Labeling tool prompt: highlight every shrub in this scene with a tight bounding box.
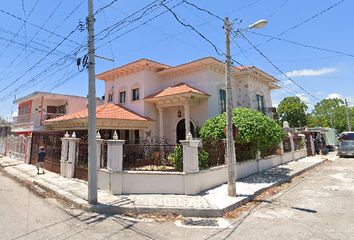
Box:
[172,145,183,171]
[172,145,209,171]
[200,108,286,158]
[198,149,209,169]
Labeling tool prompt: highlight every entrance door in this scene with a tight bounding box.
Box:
[176,119,194,143]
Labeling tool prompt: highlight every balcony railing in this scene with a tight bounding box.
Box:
[12,113,65,130]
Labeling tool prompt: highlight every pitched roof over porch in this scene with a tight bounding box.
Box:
[43,103,155,130]
[144,82,210,107]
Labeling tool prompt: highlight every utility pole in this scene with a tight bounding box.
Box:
[87,0,97,204]
[345,99,352,131]
[224,17,236,197]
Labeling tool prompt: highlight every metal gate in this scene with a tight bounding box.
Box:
[31,132,64,174]
[7,135,27,161]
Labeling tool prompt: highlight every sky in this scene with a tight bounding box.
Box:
[0,0,353,121]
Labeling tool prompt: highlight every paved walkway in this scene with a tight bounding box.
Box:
[0,153,338,217]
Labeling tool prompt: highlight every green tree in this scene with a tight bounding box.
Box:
[0,116,7,125]
[199,108,285,158]
[308,98,349,132]
[277,96,308,127]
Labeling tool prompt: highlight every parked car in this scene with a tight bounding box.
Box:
[338,132,354,141]
[337,141,354,157]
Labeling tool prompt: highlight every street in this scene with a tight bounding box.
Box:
[1,157,354,240]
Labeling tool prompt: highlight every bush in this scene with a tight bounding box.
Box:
[198,149,209,169]
[200,108,286,158]
[172,145,209,171]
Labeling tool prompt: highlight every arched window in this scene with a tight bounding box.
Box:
[119,86,127,104]
[108,89,113,103]
[131,83,141,102]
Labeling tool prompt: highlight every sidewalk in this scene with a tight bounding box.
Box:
[0,153,339,217]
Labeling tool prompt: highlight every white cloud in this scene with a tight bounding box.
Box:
[285,67,336,77]
[296,93,310,104]
[283,80,293,86]
[317,92,323,95]
[326,93,342,99]
[345,96,354,107]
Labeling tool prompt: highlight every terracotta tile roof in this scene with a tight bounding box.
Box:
[235,66,253,70]
[43,103,155,123]
[144,82,211,100]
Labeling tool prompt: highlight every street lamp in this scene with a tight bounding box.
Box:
[224,17,267,197]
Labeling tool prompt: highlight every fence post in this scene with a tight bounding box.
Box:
[310,135,315,156]
[60,132,70,177]
[96,131,103,169]
[25,134,32,164]
[67,132,80,178]
[180,133,201,195]
[279,141,284,165]
[106,132,125,171]
[256,151,261,172]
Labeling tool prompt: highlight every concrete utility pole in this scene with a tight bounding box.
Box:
[345,99,352,131]
[224,17,236,197]
[87,0,97,204]
[223,17,267,197]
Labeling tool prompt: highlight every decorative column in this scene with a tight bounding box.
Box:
[60,132,70,177]
[279,141,284,165]
[25,134,32,164]
[106,131,125,171]
[96,131,104,169]
[67,132,80,178]
[310,135,315,156]
[184,105,190,139]
[180,133,201,195]
[158,107,164,138]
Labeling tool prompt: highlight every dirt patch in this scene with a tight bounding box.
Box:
[124,212,183,222]
[224,160,331,219]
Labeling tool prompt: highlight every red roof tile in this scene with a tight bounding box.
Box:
[144,82,211,100]
[43,103,155,123]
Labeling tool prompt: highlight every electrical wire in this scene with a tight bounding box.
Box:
[0,25,81,94]
[181,0,223,21]
[94,0,119,16]
[248,31,354,58]
[241,33,319,101]
[233,0,347,57]
[161,2,224,57]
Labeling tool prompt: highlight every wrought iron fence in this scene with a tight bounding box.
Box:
[293,136,303,151]
[235,142,256,162]
[283,138,291,152]
[123,135,178,171]
[201,138,226,167]
[75,134,88,180]
[100,141,108,169]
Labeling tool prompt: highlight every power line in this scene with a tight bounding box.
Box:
[0,25,80,94]
[0,8,84,47]
[267,0,291,19]
[95,1,182,51]
[161,2,224,57]
[241,33,319,102]
[94,0,119,15]
[0,0,65,80]
[249,31,354,58]
[181,0,223,21]
[233,0,347,57]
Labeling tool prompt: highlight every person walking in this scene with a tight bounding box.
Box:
[37,146,46,175]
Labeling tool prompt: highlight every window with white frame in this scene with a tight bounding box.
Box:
[257,94,265,114]
[108,90,113,103]
[220,89,226,113]
[132,88,139,101]
[120,91,126,103]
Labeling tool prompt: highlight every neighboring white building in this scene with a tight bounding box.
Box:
[45,57,280,143]
[12,91,104,136]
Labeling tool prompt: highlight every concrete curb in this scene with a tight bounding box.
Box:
[0,156,331,217]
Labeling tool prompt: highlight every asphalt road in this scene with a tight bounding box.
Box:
[1,157,353,240]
